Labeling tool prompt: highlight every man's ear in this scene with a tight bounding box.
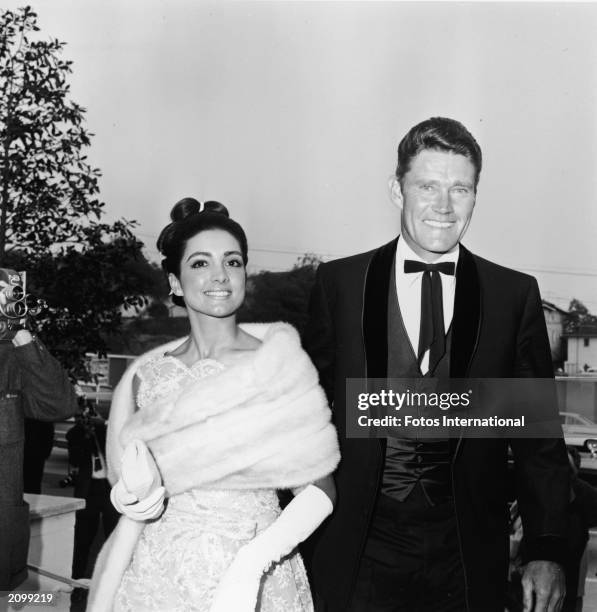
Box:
[389,176,404,211]
[168,273,183,296]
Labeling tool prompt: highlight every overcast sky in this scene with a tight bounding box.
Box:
[5,1,597,310]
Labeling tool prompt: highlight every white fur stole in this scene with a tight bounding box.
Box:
[108,322,340,494]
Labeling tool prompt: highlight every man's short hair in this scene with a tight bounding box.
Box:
[395,117,483,190]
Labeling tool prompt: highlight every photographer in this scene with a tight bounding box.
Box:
[66,398,118,581]
[0,329,77,590]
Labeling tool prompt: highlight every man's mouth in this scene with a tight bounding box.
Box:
[423,220,454,229]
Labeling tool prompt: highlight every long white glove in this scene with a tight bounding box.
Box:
[110,439,166,521]
[210,484,333,612]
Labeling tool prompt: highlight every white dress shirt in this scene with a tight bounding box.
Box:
[395,237,460,375]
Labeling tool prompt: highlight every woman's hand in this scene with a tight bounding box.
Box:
[209,545,264,612]
[110,480,166,521]
[110,439,165,521]
[210,483,334,611]
[120,439,161,498]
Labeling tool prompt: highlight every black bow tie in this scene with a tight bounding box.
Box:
[403,260,456,275]
[403,259,455,375]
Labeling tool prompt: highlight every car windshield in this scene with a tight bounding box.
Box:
[568,414,597,427]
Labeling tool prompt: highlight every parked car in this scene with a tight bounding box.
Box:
[560,411,597,456]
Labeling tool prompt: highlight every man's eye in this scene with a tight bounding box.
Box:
[421,184,436,191]
[452,187,469,195]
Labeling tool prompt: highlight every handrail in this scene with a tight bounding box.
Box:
[26,564,90,590]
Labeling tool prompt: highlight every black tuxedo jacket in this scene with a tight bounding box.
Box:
[303,238,570,612]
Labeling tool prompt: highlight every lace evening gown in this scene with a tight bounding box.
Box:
[114,355,313,612]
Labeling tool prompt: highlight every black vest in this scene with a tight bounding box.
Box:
[380,262,453,505]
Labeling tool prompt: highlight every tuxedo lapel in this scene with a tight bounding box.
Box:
[450,245,482,378]
[363,239,481,378]
[362,238,398,379]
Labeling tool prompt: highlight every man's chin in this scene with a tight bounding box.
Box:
[431,243,459,254]
[416,241,460,259]
[401,231,460,259]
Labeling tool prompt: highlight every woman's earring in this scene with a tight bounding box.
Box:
[168,288,174,296]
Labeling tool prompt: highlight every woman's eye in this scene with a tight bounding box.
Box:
[191,260,208,268]
[227,259,243,267]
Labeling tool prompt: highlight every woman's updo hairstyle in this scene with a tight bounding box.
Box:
[157,197,249,307]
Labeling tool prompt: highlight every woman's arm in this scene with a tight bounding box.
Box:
[293,474,336,507]
[110,443,165,522]
[211,476,336,612]
[108,372,166,521]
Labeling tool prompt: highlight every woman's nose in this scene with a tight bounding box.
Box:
[211,263,229,282]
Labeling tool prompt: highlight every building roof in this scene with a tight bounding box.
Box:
[563,324,597,338]
[541,300,569,315]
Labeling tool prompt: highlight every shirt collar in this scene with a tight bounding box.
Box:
[396,236,460,284]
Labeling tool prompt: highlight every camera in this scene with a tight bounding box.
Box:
[0,268,46,340]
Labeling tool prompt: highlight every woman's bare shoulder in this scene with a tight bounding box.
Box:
[237,328,262,350]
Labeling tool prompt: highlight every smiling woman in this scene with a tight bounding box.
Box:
[171,229,246,318]
[157,199,248,305]
[87,198,339,612]
[154,200,256,365]
[162,202,247,322]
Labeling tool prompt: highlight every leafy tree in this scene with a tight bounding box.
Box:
[0,7,152,377]
[105,316,191,356]
[4,242,161,379]
[146,301,170,319]
[238,254,322,337]
[0,6,117,258]
[565,298,597,335]
[295,252,322,269]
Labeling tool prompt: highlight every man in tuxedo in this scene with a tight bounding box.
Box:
[304,117,570,612]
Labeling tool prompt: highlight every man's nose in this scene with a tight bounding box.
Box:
[433,189,454,213]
